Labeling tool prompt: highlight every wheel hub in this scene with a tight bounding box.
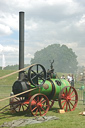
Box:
[62,94,71,101]
[66,96,71,101]
[37,102,42,107]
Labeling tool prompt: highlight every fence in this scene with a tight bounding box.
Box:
[83,91,85,105]
[76,85,85,104]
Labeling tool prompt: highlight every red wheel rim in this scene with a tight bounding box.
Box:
[10,97,29,112]
[58,86,78,112]
[29,93,49,116]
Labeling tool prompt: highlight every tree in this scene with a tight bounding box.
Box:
[31,44,78,73]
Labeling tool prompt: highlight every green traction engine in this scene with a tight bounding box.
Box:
[11,63,78,116]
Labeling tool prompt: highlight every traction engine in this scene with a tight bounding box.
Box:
[11,62,78,116]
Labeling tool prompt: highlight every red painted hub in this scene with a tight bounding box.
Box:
[37,102,42,107]
[66,96,71,101]
[62,95,71,101]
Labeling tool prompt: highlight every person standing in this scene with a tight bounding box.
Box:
[71,74,74,87]
[61,75,65,79]
[67,74,71,83]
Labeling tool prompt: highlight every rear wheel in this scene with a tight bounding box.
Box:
[10,97,29,112]
[58,86,78,112]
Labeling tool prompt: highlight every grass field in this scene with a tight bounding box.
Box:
[0,70,85,128]
[0,101,85,128]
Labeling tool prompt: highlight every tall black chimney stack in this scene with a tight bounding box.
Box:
[19,11,24,80]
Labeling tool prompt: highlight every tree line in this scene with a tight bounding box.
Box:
[31,44,78,73]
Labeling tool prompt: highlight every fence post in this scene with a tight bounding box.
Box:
[83,69,85,104]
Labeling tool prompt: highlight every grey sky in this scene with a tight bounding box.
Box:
[0,0,85,66]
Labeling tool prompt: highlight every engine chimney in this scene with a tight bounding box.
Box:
[19,11,25,80]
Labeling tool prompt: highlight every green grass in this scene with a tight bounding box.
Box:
[0,70,18,85]
[0,70,85,128]
[0,101,85,128]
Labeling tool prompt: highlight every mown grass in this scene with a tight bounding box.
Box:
[0,101,85,128]
[0,70,85,128]
[0,70,18,85]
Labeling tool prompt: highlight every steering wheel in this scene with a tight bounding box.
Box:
[28,64,46,87]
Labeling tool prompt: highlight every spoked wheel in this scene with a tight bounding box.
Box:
[29,93,50,116]
[58,86,78,112]
[10,97,29,113]
[49,100,54,109]
[28,64,46,86]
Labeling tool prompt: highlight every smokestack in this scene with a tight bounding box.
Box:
[19,11,25,80]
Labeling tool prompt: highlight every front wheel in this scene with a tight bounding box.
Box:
[58,86,78,112]
[29,93,50,116]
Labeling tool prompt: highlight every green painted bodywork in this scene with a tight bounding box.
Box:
[52,79,70,100]
[29,79,70,100]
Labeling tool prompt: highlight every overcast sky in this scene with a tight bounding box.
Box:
[0,0,85,67]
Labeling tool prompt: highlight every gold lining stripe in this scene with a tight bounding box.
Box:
[62,80,66,86]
